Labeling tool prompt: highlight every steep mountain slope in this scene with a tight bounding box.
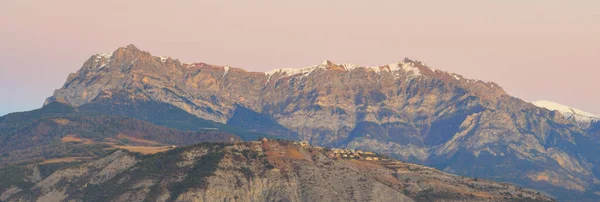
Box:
[45,45,600,200]
[0,102,239,166]
[74,91,280,141]
[0,140,553,202]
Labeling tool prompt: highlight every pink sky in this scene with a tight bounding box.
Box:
[1,0,599,115]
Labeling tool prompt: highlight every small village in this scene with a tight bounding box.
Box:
[258,138,427,173]
[327,148,386,161]
[291,140,388,161]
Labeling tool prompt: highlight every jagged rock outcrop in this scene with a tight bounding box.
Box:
[44,45,600,200]
[1,140,554,202]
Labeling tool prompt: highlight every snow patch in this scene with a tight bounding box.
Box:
[341,63,360,71]
[94,52,112,62]
[265,65,322,79]
[452,74,461,80]
[341,63,391,74]
[97,52,113,58]
[400,61,421,76]
[223,66,230,77]
[159,56,169,63]
[154,56,189,65]
[93,52,113,69]
[387,63,400,71]
[345,64,384,73]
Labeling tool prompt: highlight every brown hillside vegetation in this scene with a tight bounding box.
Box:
[115,133,161,146]
[61,135,93,144]
[111,145,174,155]
[40,157,94,164]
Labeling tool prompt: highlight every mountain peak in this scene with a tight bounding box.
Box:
[124,44,140,51]
[115,44,143,54]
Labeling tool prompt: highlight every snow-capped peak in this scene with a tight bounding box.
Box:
[533,100,599,128]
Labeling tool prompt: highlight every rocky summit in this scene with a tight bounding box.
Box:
[35,44,600,200]
[0,140,553,202]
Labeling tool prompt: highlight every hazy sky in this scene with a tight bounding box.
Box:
[1,0,599,116]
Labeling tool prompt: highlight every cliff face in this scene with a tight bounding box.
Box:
[1,140,553,202]
[45,45,600,200]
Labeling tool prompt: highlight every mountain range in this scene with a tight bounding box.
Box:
[1,44,599,201]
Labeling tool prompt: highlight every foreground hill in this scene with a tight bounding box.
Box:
[0,102,240,166]
[0,140,553,202]
[42,45,600,200]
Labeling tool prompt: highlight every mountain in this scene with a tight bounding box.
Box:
[0,101,239,166]
[42,45,600,200]
[0,140,553,202]
[533,100,599,130]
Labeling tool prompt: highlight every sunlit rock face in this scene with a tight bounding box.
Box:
[46,45,600,200]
